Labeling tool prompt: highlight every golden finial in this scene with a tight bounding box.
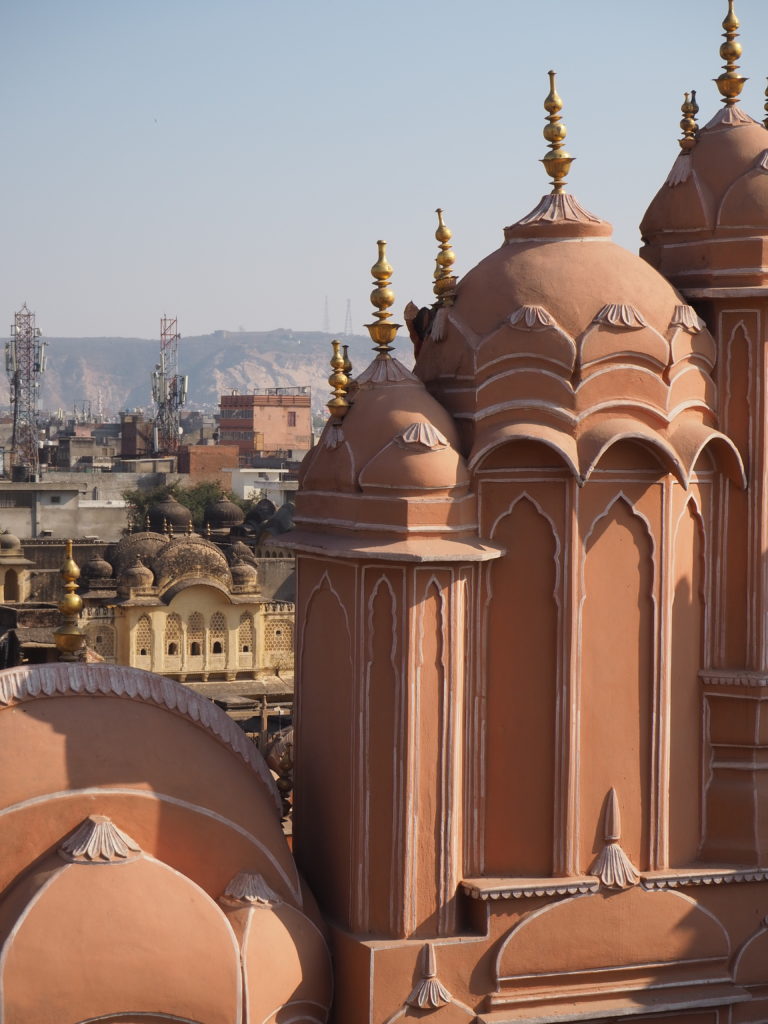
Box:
[433,208,457,304]
[679,90,700,152]
[366,240,401,356]
[327,339,350,419]
[764,77,768,128]
[541,71,574,194]
[342,343,352,376]
[715,1,746,106]
[53,539,85,661]
[205,521,212,540]
[144,514,151,532]
[186,520,193,535]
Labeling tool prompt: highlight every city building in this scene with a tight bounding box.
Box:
[219,387,312,460]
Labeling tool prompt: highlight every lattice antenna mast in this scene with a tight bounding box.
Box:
[6,304,46,477]
[343,299,353,336]
[151,315,188,455]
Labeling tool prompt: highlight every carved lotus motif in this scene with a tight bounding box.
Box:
[222,871,281,906]
[59,815,141,863]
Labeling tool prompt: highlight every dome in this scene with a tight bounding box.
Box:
[220,872,332,1024]
[118,556,154,592]
[302,353,466,495]
[641,105,768,242]
[82,552,113,580]
[147,495,193,532]
[151,535,233,595]
[109,530,166,578]
[0,816,242,1024]
[413,190,744,486]
[231,556,259,590]
[0,532,21,555]
[206,496,245,529]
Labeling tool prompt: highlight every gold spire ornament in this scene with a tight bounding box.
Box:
[366,240,401,356]
[764,77,768,129]
[715,1,746,106]
[541,70,574,193]
[342,344,352,376]
[679,90,699,152]
[53,539,86,661]
[433,208,457,305]
[327,339,350,419]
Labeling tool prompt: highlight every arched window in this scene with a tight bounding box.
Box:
[85,623,116,660]
[238,613,253,654]
[4,569,19,602]
[210,612,226,658]
[135,616,152,660]
[164,613,182,660]
[188,612,204,658]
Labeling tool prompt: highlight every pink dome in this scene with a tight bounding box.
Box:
[0,817,242,1024]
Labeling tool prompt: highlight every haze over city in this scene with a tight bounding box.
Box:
[1,0,767,339]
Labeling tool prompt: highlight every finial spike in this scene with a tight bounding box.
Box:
[715,0,746,106]
[679,89,700,152]
[366,240,401,356]
[433,208,457,305]
[327,339,350,419]
[54,539,85,661]
[541,70,574,194]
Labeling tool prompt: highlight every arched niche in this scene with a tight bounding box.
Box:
[4,569,19,602]
[294,577,353,918]
[669,499,706,865]
[580,496,654,873]
[484,494,559,876]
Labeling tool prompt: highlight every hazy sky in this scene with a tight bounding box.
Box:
[0,0,766,339]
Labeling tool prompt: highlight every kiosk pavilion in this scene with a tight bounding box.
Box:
[3,3,768,1022]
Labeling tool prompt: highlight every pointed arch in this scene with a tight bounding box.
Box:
[579,495,655,873]
[669,497,707,865]
[484,494,560,876]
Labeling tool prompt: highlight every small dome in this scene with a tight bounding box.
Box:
[359,420,470,496]
[0,533,20,552]
[147,496,193,532]
[109,531,166,578]
[205,497,245,529]
[118,556,154,591]
[231,557,258,590]
[0,817,242,1024]
[303,354,462,495]
[642,106,768,241]
[220,871,332,1024]
[82,552,113,580]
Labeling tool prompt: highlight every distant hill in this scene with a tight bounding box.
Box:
[35,329,409,418]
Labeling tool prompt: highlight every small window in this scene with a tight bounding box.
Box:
[287,411,297,427]
[50,495,61,505]
[212,641,223,655]
[167,642,178,656]
[241,644,250,653]
[139,647,148,657]
[190,641,201,656]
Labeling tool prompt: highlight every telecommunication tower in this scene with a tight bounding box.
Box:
[5,304,46,479]
[343,299,353,336]
[151,315,188,455]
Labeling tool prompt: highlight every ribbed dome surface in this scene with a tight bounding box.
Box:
[413,193,743,485]
[641,106,768,242]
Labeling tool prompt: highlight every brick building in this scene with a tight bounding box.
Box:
[218,388,311,459]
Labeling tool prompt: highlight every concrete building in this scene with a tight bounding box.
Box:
[219,387,312,459]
